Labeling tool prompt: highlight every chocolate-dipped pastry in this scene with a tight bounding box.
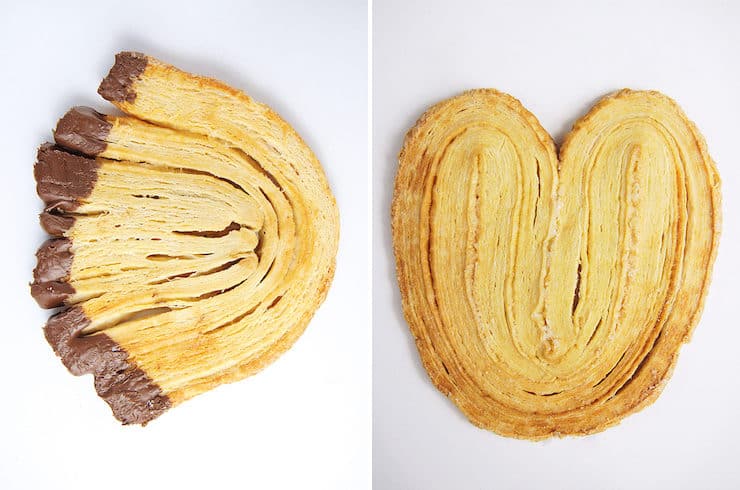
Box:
[39,212,76,236]
[32,52,338,425]
[97,51,147,103]
[54,106,112,155]
[44,307,170,424]
[34,144,99,211]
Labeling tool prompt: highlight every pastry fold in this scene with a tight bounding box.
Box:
[392,89,720,439]
[32,52,339,424]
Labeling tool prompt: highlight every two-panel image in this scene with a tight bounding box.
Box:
[2,0,737,489]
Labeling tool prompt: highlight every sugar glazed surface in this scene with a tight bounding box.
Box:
[32,52,339,424]
[392,89,720,439]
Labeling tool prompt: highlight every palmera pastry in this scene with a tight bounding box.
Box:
[392,89,720,439]
[32,52,339,424]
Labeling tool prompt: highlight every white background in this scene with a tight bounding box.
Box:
[0,1,369,489]
[374,1,739,489]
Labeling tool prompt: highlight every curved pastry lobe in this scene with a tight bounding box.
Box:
[392,89,720,439]
[32,52,339,424]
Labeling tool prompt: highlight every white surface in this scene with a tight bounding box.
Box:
[0,1,369,489]
[374,1,740,489]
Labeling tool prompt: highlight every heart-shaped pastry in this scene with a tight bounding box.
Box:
[392,89,720,439]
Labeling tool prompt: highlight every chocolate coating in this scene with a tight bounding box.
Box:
[33,238,73,283]
[45,307,171,424]
[98,51,147,103]
[54,106,112,156]
[31,238,74,308]
[31,281,75,309]
[39,211,76,236]
[35,144,99,211]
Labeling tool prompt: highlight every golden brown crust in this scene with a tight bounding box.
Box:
[392,89,721,439]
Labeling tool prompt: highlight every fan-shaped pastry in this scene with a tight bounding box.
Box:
[32,52,339,424]
[392,89,720,439]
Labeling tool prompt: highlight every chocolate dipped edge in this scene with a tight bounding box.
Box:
[32,238,75,308]
[31,145,100,308]
[97,51,148,103]
[35,144,100,208]
[40,212,76,236]
[54,106,112,156]
[45,307,171,424]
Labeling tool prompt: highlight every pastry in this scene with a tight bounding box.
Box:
[32,52,339,424]
[392,89,720,439]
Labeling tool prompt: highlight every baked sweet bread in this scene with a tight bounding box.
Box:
[32,52,339,424]
[392,89,720,439]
